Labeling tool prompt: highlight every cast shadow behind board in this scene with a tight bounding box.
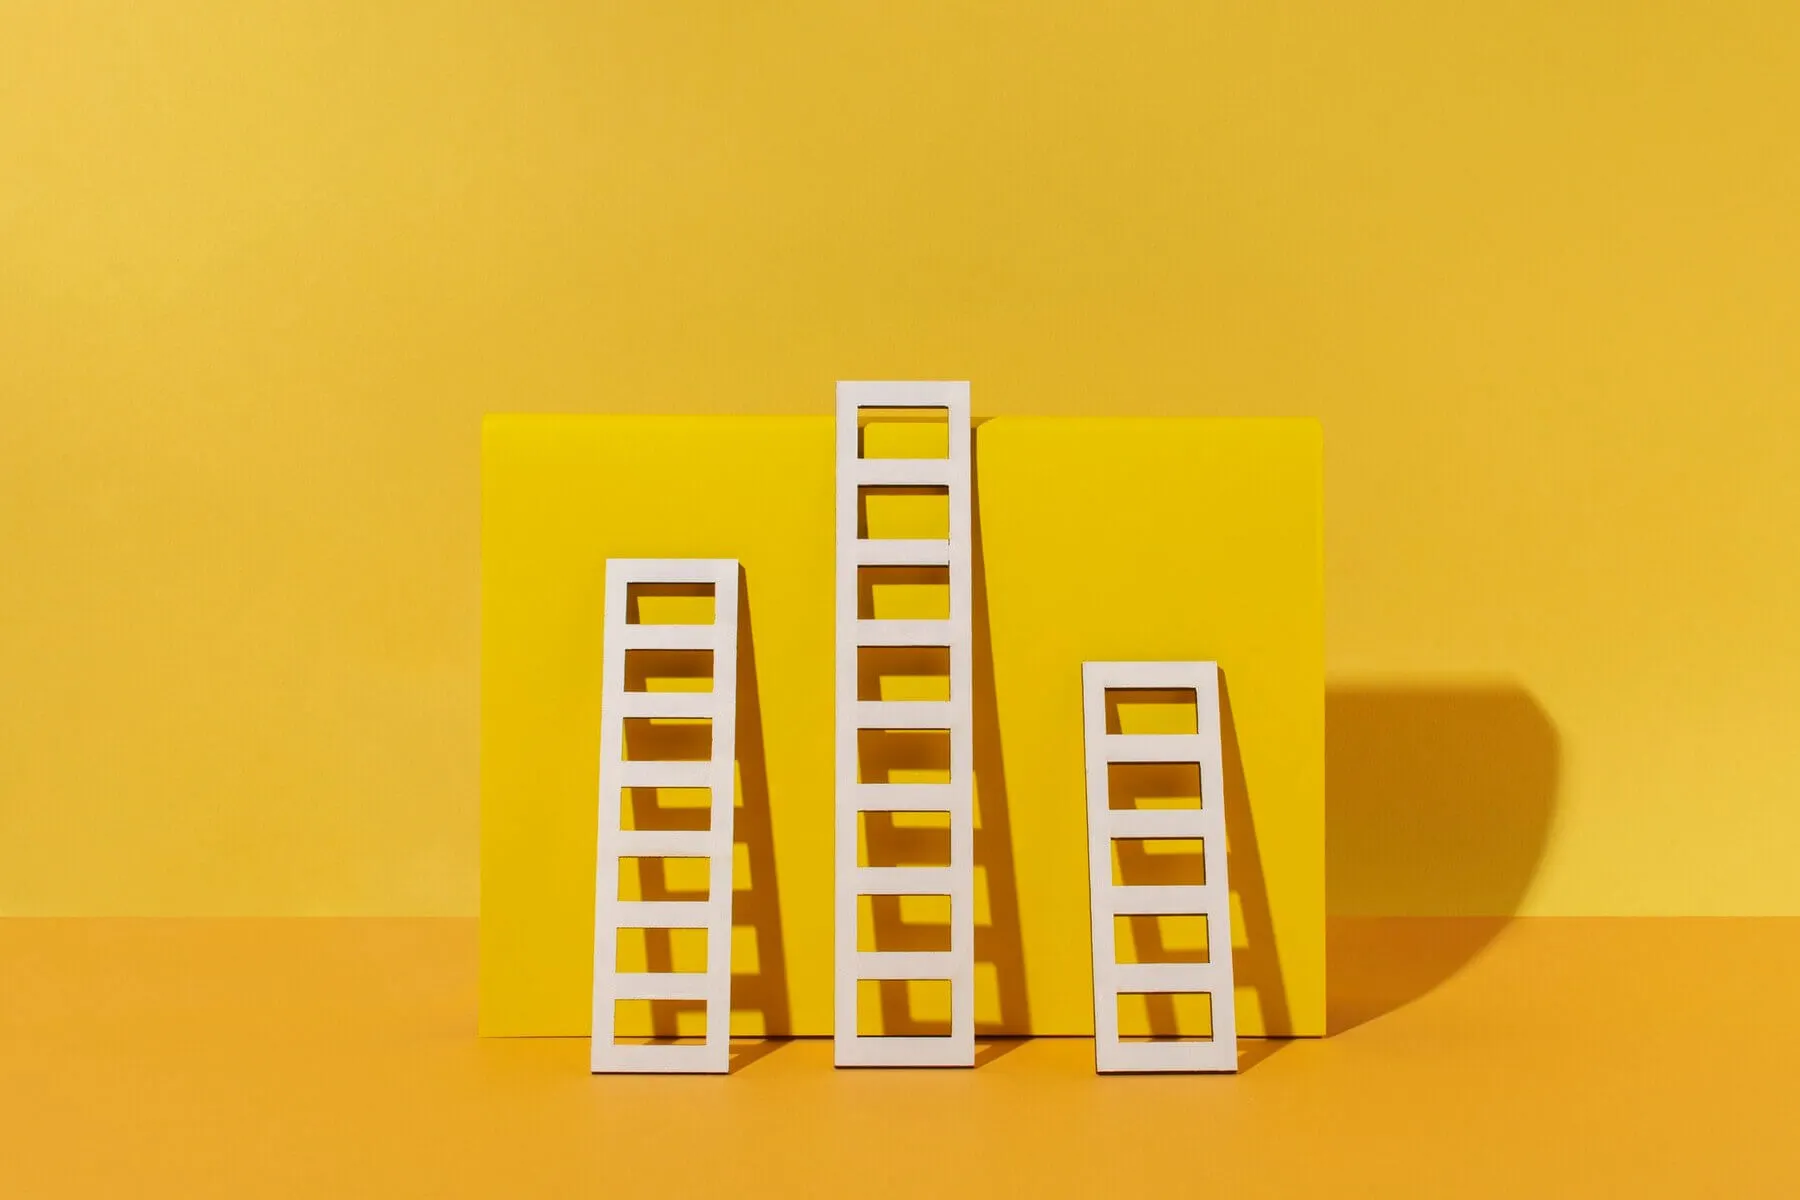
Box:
[1325,684,1559,1035]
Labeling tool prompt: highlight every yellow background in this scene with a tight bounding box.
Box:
[4,3,1799,920]
[480,415,1322,1036]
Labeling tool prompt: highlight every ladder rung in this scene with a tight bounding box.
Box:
[594,557,739,1078]
[850,866,954,896]
[853,539,952,567]
[1106,809,1206,841]
[854,459,954,488]
[855,619,954,647]
[1100,734,1209,764]
[615,761,715,789]
[1106,884,1216,916]
[596,1042,722,1074]
[613,900,714,928]
[853,951,955,980]
[835,384,974,1071]
[613,691,718,720]
[1110,961,1225,996]
[609,829,713,859]
[835,1033,973,1068]
[853,783,958,812]
[854,699,953,730]
[607,972,713,1001]
[839,380,969,410]
[614,624,718,652]
[606,559,736,586]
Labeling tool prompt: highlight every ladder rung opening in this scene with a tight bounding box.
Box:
[856,727,952,788]
[622,647,716,695]
[856,644,951,703]
[612,926,710,973]
[857,484,950,544]
[1109,836,1207,889]
[857,810,952,872]
[1100,687,1200,737]
[1104,761,1203,812]
[855,977,953,1040]
[856,565,951,622]
[621,715,713,765]
[856,891,953,954]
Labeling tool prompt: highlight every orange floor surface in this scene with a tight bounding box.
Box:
[3,917,1797,1197]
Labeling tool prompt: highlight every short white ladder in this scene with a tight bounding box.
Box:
[591,558,740,1074]
[1083,661,1238,1073]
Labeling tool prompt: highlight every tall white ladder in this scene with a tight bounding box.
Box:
[1082,661,1238,1073]
[834,381,975,1067]
[591,558,740,1074]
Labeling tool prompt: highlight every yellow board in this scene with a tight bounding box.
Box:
[480,414,1322,1036]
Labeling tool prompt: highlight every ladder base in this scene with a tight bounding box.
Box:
[834,1032,975,1069]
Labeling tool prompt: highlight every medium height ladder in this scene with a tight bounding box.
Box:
[591,558,740,1074]
[1082,661,1238,1073]
[834,381,975,1067]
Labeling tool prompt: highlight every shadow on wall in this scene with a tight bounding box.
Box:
[1325,684,1559,1034]
[727,572,794,1037]
[968,454,1031,1046]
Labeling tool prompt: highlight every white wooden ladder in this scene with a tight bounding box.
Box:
[1082,660,1237,1073]
[591,558,740,1074]
[834,382,975,1067]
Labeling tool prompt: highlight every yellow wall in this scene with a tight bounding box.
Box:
[4,3,1798,917]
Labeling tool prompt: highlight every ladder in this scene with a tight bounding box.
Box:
[834,382,975,1067]
[591,558,740,1074]
[1082,661,1238,1073]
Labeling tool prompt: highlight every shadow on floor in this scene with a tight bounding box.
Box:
[1325,684,1559,1034]
[727,1038,790,1074]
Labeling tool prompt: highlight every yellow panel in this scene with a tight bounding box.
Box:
[480,414,1322,1036]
